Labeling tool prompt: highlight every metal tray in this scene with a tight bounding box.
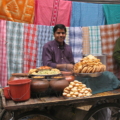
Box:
[74,72,103,77]
[29,73,62,77]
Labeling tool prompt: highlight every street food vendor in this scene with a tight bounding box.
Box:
[42,24,74,71]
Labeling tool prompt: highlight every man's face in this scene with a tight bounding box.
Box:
[54,28,66,44]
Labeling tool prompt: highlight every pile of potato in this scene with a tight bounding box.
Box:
[63,80,92,98]
[74,55,106,73]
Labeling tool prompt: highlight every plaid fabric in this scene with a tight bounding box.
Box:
[100,23,120,73]
[36,25,53,67]
[23,24,38,73]
[6,21,24,79]
[0,20,7,87]
[82,27,90,55]
[89,26,102,55]
[69,27,83,63]
[65,27,70,45]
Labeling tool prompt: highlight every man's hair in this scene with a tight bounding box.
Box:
[53,24,66,34]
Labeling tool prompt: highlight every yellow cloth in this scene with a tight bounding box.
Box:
[0,0,34,23]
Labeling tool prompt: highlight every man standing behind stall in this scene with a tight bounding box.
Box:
[42,24,74,71]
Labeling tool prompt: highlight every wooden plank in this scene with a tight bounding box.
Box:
[2,88,120,110]
[1,90,7,108]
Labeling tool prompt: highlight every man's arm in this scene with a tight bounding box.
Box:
[67,47,75,64]
[42,45,56,68]
[42,46,69,69]
[42,44,74,71]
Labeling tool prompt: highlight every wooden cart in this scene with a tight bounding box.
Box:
[1,88,120,120]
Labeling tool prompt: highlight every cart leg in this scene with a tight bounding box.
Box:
[0,109,14,120]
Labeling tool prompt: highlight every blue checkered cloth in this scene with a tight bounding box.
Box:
[89,26,102,55]
[69,27,83,63]
[36,25,53,67]
[6,21,24,79]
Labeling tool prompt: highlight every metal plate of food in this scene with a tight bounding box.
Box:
[30,73,62,77]
[74,72,103,77]
[29,68,61,77]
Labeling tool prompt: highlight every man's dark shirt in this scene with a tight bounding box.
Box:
[42,40,74,68]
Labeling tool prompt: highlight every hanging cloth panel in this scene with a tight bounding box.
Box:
[69,27,83,63]
[0,0,34,24]
[34,0,53,25]
[65,27,70,45]
[0,20,7,87]
[23,24,38,73]
[70,2,105,27]
[89,26,102,55]
[100,23,120,73]
[6,21,24,79]
[82,27,90,55]
[34,0,71,26]
[55,0,71,27]
[103,4,120,25]
[36,25,53,67]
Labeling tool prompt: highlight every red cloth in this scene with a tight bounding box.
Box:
[34,0,71,27]
[23,24,38,73]
[0,20,7,87]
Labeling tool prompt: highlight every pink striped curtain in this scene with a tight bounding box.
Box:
[0,20,7,87]
[34,0,71,27]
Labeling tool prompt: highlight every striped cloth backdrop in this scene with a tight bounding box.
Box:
[89,26,102,55]
[82,27,90,55]
[69,27,83,63]
[36,25,53,67]
[6,21,24,79]
[100,23,120,73]
[23,24,38,73]
[0,20,7,87]
[65,27,70,45]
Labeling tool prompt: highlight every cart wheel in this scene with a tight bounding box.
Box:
[0,109,13,120]
[15,111,55,120]
[83,103,120,120]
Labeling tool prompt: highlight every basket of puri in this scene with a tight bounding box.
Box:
[73,55,106,77]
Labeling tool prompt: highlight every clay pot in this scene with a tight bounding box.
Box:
[61,71,73,76]
[8,73,28,82]
[61,71,75,82]
[31,79,49,92]
[65,75,75,82]
[50,79,69,91]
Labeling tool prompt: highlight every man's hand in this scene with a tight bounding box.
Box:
[66,64,74,71]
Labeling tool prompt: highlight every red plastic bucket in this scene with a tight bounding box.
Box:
[8,79,31,102]
[3,86,11,100]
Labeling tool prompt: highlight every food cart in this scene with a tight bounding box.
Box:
[1,55,120,120]
[1,88,120,120]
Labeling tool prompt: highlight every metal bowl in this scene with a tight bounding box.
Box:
[74,72,103,77]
